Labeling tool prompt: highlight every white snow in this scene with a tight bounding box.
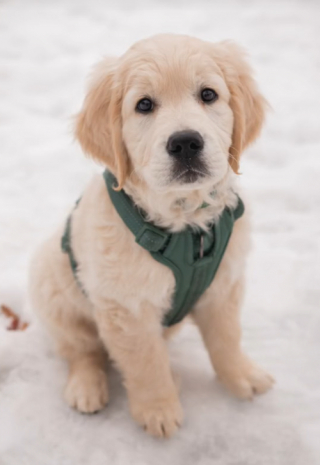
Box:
[1,0,320,463]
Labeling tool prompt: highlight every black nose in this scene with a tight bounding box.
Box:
[166,130,204,158]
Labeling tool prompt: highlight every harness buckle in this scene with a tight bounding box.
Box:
[135,225,169,252]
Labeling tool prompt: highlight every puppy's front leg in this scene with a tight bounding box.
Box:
[94,302,183,438]
[193,278,274,400]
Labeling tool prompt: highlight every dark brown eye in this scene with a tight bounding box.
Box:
[136,98,154,113]
[201,88,218,103]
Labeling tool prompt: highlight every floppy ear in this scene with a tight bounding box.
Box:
[75,57,129,189]
[214,42,267,173]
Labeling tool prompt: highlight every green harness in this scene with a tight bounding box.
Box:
[62,170,244,327]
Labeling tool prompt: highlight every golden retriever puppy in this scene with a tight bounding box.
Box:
[29,34,274,438]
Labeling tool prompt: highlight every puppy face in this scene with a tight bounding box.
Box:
[76,35,266,192]
[121,41,233,192]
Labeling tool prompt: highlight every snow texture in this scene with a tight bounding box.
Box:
[1,0,320,463]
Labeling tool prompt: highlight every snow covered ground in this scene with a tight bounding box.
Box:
[1,0,320,463]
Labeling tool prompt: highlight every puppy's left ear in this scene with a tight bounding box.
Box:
[214,42,268,173]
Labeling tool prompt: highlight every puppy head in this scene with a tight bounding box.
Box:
[76,35,266,192]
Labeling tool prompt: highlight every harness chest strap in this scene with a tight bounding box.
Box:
[62,170,244,327]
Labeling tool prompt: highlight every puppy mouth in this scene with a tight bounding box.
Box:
[171,159,210,184]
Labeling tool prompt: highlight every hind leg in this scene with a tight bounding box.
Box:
[42,308,110,413]
[29,240,109,413]
[57,317,109,413]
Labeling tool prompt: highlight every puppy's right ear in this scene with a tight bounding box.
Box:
[75,57,129,189]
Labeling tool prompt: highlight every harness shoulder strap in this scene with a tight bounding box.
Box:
[61,200,87,296]
[233,196,245,220]
[103,171,170,253]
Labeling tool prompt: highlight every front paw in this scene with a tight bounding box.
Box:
[217,355,275,400]
[65,367,109,414]
[130,395,183,438]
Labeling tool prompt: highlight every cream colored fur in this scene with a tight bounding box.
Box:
[29,34,274,438]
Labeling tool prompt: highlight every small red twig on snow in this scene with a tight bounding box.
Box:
[0,305,29,331]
